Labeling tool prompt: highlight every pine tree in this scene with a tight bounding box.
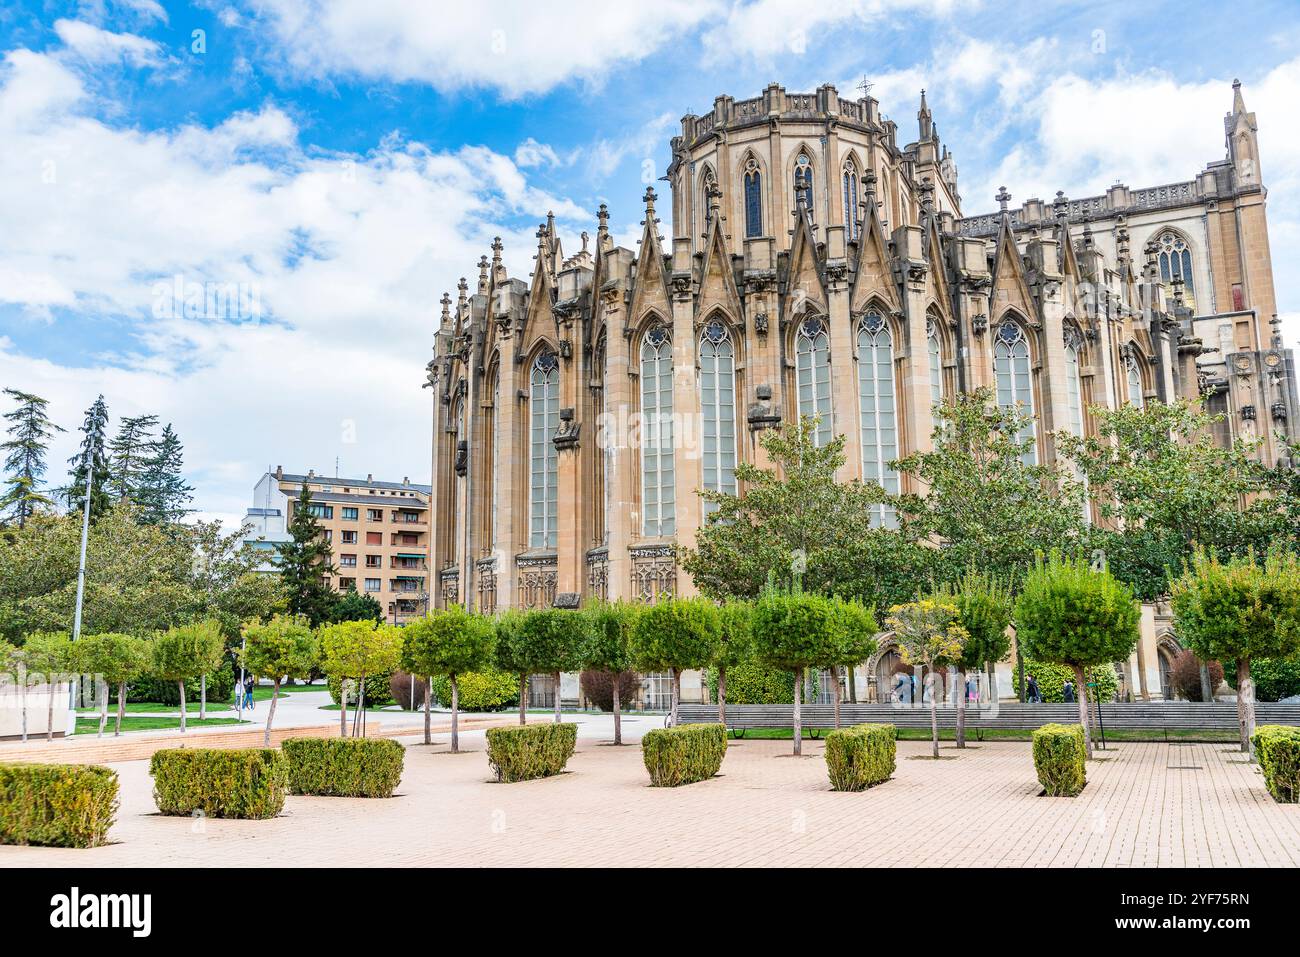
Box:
[64,394,112,522]
[1,388,64,528]
[107,413,158,503]
[136,424,194,525]
[276,483,339,627]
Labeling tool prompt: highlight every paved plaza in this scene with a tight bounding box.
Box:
[2,716,1298,868]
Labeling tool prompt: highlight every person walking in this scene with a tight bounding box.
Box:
[233,679,244,712]
[1062,679,1076,703]
[245,676,256,711]
[1026,674,1041,704]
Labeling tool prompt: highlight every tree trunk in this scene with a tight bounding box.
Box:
[717,664,727,725]
[19,674,27,742]
[98,678,108,738]
[832,665,842,730]
[46,672,57,742]
[264,678,280,747]
[792,670,803,756]
[339,679,348,737]
[848,663,857,703]
[987,661,997,705]
[956,667,967,749]
[669,667,679,728]
[423,676,432,745]
[928,671,939,759]
[518,674,527,725]
[1073,663,1092,757]
[1237,657,1255,756]
[200,673,207,720]
[1199,661,1213,702]
[1017,652,1025,703]
[178,680,187,733]
[553,671,562,723]
[354,672,367,738]
[612,675,622,746]
[115,680,126,736]
[450,675,460,754]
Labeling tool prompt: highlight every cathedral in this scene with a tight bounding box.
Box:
[425,80,1297,703]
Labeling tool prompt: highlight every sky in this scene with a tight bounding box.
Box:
[3,0,1300,530]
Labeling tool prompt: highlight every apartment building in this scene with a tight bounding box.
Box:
[242,467,433,624]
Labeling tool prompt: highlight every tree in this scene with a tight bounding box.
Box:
[1170,549,1300,755]
[107,413,158,502]
[70,631,150,737]
[712,600,752,725]
[241,615,317,745]
[934,568,1013,748]
[276,484,338,627]
[64,394,112,523]
[1168,650,1224,703]
[135,424,194,525]
[1,389,63,528]
[22,631,72,742]
[505,608,590,724]
[318,619,402,737]
[400,605,495,752]
[493,609,530,725]
[1015,553,1141,757]
[151,620,225,733]
[893,388,1086,585]
[750,589,841,754]
[886,599,968,758]
[829,597,878,727]
[331,588,383,624]
[583,600,640,744]
[629,597,720,728]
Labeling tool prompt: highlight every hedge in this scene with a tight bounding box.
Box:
[150,748,286,819]
[128,661,235,705]
[282,738,405,798]
[326,671,394,708]
[704,660,795,704]
[1023,659,1118,703]
[824,723,896,792]
[431,668,519,712]
[642,723,727,787]
[485,723,577,783]
[1252,724,1300,803]
[0,764,118,848]
[1032,723,1086,797]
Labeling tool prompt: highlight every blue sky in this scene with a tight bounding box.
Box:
[2,0,1300,527]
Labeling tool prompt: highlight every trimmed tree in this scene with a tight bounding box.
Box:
[751,589,841,755]
[1014,553,1141,757]
[241,615,317,745]
[830,597,878,729]
[934,568,1013,748]
[712,600,752,725]
[506,608,589,724]
[400,605,495,752]
[630,597,721,728]
[150,620,225,733]
[1171,549,1300,755]
[493,609,529,725]
[23,630,72,742]
[886,599,968,758]
[583,600,640,744]
[70,631,150,737]
[318,619,403,737]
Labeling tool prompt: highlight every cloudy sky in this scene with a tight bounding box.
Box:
[3,0,1300,529]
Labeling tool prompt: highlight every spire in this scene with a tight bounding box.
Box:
[918,88,933,141]
[456,276,468,316]
[1053,190,1069,223]
[919,176,935,215]
[597,202,609,242]
[477,254,489,294]
[490,236,504,282]
[996,185,1011,215]
[438,292,452,329]
[641,186,659,224]
[1232,77,1246,116]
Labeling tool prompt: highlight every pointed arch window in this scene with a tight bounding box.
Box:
[795,317,833,446]
[857,311,899,526]
[640,325,675,537]
[794,152,814,217]
[1064,335,1085,439]
[529,352,559,549]
[927,319,944,407]
[743,157,763,239]
[1125,350,1145,408]
[842,160,860,240]
[1156,231,1196,309]
[700,320,737,508]
[993,320,1037,465]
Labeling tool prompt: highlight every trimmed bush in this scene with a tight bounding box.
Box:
[282,737,405,798]
[1248,658,1300,703]
[705,660,795,704]
[1252,725,1300,803]
[1032,723,1087,797]
[579,669,639,713]
[128,661,235,705]
[824,724,896,791]
[485,723,577,783]
[642,723,727,787]
[326,671,394,708]
[390,671,429,711]
[150,748,286,819]
[0,764,118,848]
[1022,659,1119,704]
[431,667,519,712]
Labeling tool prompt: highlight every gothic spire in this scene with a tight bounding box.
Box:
[918,88,933,142]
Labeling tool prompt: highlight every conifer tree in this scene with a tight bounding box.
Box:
[1,388,64,528]
[64,394,112,522]
[107,413,158,502]
[136,423,193,525]
[275,483,339,626]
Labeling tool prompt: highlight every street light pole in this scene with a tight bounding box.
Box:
[72,447,93,642]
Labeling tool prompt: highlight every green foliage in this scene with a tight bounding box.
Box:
[0,764,118,848]
[150,618,225,681]
[630,596,720,672]
[129,661,235,705]
[21,629,72,676]
[149,748,286,818]
[330,588,383,624]
[62,394,111,523]
[107,413,158,503]
[69,631,149,685]
[505,608,589,677]
[933,567,1013,671]
[485,723,577,782]
[832,596,878,666]
[326,671,393,707]
[1170,549,1300,667]
[282,737,405,798]
[1248,658,1300,702]
[1022,660,1119,703]
[713,600,752,668]
[276,484,338,627]
[134,423,194,525]
[1033,723,1087,796]
[641,723,727,787]
[583,600,640,674]
[705,660,794,704]
[1,388,63,528]
[1251,725,1300,803]
[886,598,968,671]
[241,615,317,683]
[751,589,842,671]
[319,619,402,684]
[399,605,495,680]
[824,724,896,791]
[431,668,519,711]
[1014,552,1141,669]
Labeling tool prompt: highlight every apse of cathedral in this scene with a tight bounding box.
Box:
[426,80,1298,617]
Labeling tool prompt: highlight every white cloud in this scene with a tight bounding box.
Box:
[514,137,561,169]
[53,19,164,68]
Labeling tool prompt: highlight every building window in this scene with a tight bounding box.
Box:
[367,508,382,522]
[339,577,355,591]
[794,152,814,216]
[1156,231,1196,309]
[857,312,899,527]
[341,507,358,521]
[1125,351,1145,408]
[743,158,762,239]
[365,555,381,568]
[306,504,332,519]
[993,319,1037,465]
[699,320,737,507]
[364,578,381,593]
[927,321,944,407]
[795,317,833,446]
[341,530,357,544]
[340,554,357,567]
[640,325,675,537]
[366,531,382,546]
[1064,339,1085,438]
[842,160,859,239]
[529,351,560,549]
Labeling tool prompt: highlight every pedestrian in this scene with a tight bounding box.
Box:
[1063,679,1076,703]
[245,676,256,711]
[233,679,244,711]
[1026,674,1041,703]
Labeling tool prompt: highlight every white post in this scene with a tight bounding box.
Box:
[72,450,93,642]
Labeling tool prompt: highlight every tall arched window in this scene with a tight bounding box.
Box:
[842,160,860,239]
[640,326,675,537]
[1125,351,1145,408]
[700,319,737,508]
[795,317,833,446]
[743,157,763,239]
[487,372,499,551]
[993,320,1037,465]
[857,311,899,526]
[927,319,944,407]
[794,152,814,216]
[1064,336,1085,439]
[1156,231,1196,308]
[529,352,559,549]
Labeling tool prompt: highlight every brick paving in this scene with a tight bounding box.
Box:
[2,736,1297,867]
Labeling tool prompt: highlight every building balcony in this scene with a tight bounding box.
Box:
[390,557,428,570]
[390,532,426,546]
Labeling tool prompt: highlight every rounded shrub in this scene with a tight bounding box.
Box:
[641,724,727,787]
[1248,658,1300,702]
[129,661,235,705]
[1022,659,1119,703]
[485,723,577,782]
[1251,725,1300,803]
[705,661,795,704]
[389,671,429,711]
[824,724,895,792]
[579,670,639,712]
[0,764,118,848]
[327,671,394,708]
[1167,650,1224,702]
[431,667,519,711]
[1032,723,1086,797]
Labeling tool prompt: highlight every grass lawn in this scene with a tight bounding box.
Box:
[78,700,235,715]
[74,716,250,734]
[724,726,1241,743]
